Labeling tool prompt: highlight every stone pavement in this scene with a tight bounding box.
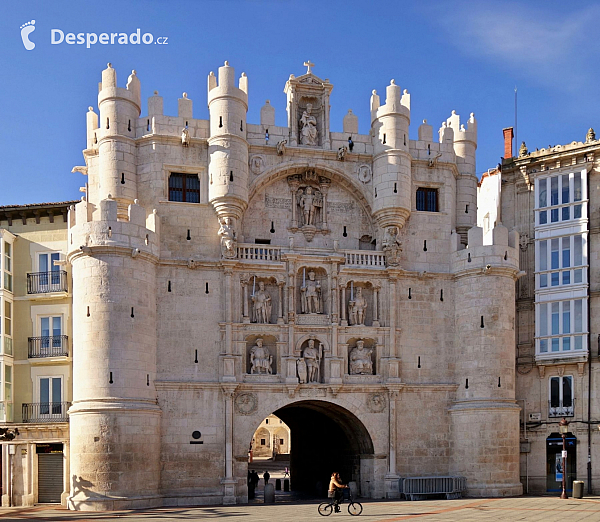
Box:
[2,496,600,521]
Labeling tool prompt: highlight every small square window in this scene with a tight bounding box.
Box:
[169,173,200,203]
[416,188,438,212]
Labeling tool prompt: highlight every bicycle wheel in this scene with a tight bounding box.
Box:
[348,501,363,515]
[318,502,333,516]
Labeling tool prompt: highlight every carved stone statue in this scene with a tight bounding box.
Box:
[299,187,321,226]
[218,217,237,259]
[250,338,273,375]
[181,127,190,147]
[301,270,322,314]
[587,128,596,143]
[303,339,322,383]
[299,104,318,146]
[252,281,272,324]
[297,358,307,384]
[382,226,402,266]
[348,286,368,326]
[519,141,528,157]
[337,146,347,161]
[349,340,374,375]
[276,139,287,155]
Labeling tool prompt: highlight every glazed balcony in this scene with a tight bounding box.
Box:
[548,400,575,418]
[28,335,69,358]
[21,402,71,423]
[27,271,68,295]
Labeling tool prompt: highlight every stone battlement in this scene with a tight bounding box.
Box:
[68,198,159,258]
[451,224,519,274]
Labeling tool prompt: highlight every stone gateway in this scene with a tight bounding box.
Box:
[64,60,522,510]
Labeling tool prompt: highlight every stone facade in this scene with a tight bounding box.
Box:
[61,61,522,510]
[482,131,600,494]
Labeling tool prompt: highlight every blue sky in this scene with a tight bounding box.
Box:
[1,0,599,205]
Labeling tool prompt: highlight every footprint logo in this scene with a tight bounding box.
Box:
[20,20,36,50]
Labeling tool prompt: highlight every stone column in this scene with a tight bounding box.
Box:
[331,273,339,324]
[288,177,300,228]
[320,181,330,230]
[389,279,396,357]
[277,281,285,324]
[221,385,237,504]
[372,285,380,327]
[62,440,70,506]
[241,277,250,323]
[340,284,347,326]
[384,389,401,498]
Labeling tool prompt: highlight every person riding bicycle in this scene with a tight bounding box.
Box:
[328,472,349,513]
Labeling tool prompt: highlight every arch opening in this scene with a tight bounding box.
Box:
[248,400,374,499]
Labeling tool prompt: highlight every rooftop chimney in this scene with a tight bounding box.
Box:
[503,127,514,159]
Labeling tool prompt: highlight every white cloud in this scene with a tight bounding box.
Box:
[429,2,600,91]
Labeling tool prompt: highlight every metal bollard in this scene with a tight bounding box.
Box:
[264,483,275,503]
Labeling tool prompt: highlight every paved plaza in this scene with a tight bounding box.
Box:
[2,497,600,521]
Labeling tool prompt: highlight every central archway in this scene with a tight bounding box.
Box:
[249,400,375,498]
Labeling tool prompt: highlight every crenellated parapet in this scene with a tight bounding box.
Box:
[451,224,519,277]
[67,198,160,263]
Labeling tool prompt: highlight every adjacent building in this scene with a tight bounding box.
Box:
[0,202,75,505]
[479,129,600,494]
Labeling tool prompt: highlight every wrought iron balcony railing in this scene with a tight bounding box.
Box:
[22,402,71,423]
[549,400,575,418]
[28,335,69,358]
[27,271,68,294]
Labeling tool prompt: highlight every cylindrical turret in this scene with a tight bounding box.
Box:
[370,80,412,229]
[207,61,249,221]
[446,111,478,244]
[67,198,161,510]
[450,225,522,497]
[96,64,141,219]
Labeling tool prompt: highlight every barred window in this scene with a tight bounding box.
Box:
[169,173,200,203]
[416,188,438,212]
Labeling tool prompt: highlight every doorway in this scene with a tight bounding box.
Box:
[546,432,576,493]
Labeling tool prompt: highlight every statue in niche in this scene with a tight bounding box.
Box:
[250,338,273,375]
[301,270,322,314]
[298,186,322,227]
[299,104,318,146]
[252,281,272,324]
[303,338,323,383]
[348,286,368,326]
[296,358,308,384]
[218,217,237,259]
[382,226,402,267]
[349,340,374,375]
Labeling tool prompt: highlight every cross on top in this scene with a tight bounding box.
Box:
[304,60,315,74]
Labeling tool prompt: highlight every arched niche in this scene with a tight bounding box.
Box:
[345,337,378,376]
[297,266,328,316]
[341,280,381,327]
[242,164,375,251]
[245,334,278,376]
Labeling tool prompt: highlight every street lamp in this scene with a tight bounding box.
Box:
[558,418,569,499]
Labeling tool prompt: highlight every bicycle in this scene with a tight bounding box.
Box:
[318,490,363,516]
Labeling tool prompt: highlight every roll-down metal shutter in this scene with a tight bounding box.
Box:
[38,453,63,503]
